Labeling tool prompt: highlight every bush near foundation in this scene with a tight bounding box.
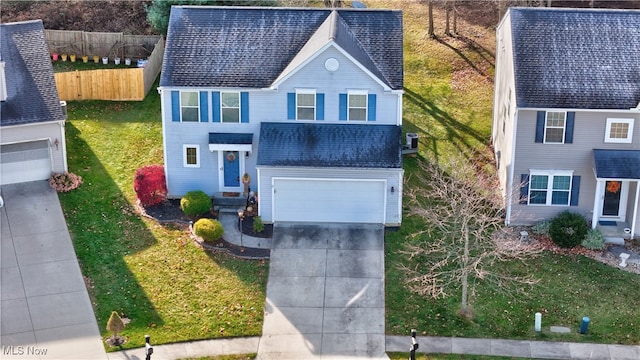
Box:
[180,190,212,216]
[549,211,588,248]
[133,165,167,207]
[194,218,224,242]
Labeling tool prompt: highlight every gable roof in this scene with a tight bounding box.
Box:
[508,7,640,109]
[160,6,403,90]
[0,20,64,126]
[257,122,402,168]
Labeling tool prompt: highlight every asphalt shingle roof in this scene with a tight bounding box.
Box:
[509,8,640,109]
[257,122,402,168]
[0,20,64,126]
[593,149,640,179]
[160,6,403,90]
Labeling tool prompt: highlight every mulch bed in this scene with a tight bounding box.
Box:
[139,199,271,259]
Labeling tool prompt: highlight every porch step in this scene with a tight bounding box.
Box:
[605,237,625,245]
[212,192,247,208]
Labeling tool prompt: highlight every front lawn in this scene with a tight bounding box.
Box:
[60,89,268,350]
[374,0,640,345]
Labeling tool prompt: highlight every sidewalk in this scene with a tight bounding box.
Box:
[106,335,640,360]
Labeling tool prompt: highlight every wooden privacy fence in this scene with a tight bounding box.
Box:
[53,36,164,101]
[46,30,162,60]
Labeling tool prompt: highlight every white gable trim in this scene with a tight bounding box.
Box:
[270,42,393,92]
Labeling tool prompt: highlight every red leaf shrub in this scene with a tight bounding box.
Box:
[133,165,167,207]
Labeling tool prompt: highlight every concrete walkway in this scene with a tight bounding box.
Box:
[0,181,107,360]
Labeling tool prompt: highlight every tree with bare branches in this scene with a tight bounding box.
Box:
[401,157,541,319]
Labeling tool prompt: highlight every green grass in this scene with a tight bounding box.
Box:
[60,85,268,351]
[376,0,640,345]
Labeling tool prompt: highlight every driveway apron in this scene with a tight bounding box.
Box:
[0,181,107,359]
[257,223,388,359]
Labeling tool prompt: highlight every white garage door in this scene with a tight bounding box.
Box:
[0,141,52,185]
[273,178,386,223]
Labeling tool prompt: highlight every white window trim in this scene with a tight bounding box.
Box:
[295,88,316,121]
[183,144,200,168]
[543,111,566,144]
[221,91,241,123]
[180,91,200,122]
[528,169,574,206]
[604,118,634,143]
[347,89,368,122]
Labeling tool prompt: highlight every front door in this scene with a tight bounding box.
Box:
[602,181,621,216]
[223,151,240,188]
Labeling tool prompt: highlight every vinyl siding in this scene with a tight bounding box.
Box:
[257,166,403,226]
[509,109,640,224]
[0,122,66,173]
[492,13,517,203]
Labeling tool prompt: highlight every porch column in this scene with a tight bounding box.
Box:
[632,180,639,237]
[592,179,603,229]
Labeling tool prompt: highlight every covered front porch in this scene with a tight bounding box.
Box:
[591,149,640,239]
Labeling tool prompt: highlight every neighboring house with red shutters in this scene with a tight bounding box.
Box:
[158,6,404,226]
[492,7,640,237]
[0,20,68,185]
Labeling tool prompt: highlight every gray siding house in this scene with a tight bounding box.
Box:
[159,6,404,226]
[493,7,640,237]
[0,20,68,185]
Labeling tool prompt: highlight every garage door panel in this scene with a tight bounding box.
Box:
[273,179,385,223]
[0,141,51,185]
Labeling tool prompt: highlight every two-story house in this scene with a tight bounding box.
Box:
[159,6,404,226]
[0,20,68,185]
[493,7,640,237]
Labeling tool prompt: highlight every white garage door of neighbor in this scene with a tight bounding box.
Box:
[0,140,52,185]
[273,178,386,223]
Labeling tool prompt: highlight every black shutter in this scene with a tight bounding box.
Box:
[565,112,575,144]
[570,175,580,206]
[535,111,545,143]
[520,174,529,205]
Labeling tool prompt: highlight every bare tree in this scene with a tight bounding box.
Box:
[323,0,341,7]
[428,0,435,38]
[400,156,541,319]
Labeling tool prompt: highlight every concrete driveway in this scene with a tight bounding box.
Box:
[0,181,107,359]
[257,223,388,359]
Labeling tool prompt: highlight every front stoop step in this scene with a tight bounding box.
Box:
[212,192,247,209]
[605,237,625,245]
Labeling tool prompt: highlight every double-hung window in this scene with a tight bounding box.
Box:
[296,89,316,121]
[221,92,240,123]
[528,170,573,206]
[544,111,566,143]
[605,118,634,143]
[183,144,200,168]
[180,91,199,122]
[348,90,367,121]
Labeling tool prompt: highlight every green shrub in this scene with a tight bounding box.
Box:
[180,191,212,216]
[252,216,264,233]
[549,211,588,248]
[193,218,224,242]
[532,220,551,236]
[582,229,605,250]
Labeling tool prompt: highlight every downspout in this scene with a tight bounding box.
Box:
[632,180,639,237]
[396,91,403,126]
[58,120,68,172]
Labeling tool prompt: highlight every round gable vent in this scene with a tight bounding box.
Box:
[325,58,339,72]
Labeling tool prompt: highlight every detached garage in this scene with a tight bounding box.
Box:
[257,122,403,226]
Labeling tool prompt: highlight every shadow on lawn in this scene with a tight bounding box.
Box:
[434,34,495,81]
[403,88,489,160]
[60,122,164,348]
